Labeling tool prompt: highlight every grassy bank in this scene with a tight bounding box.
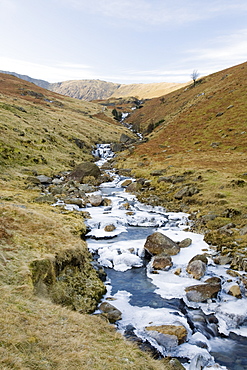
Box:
[0,74,176,369]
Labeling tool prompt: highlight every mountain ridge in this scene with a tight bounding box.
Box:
[0,70,188,101]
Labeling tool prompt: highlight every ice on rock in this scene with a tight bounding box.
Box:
[215,300,247,336]
[127,211,168,227]
[113,253,143,271]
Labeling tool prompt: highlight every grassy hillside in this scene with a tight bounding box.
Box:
[50,79,121,101]
[0,71,187,101]
[116,61,247,269]
[0,73,133,177]
[0,74,175,369]
[111,81,189,99]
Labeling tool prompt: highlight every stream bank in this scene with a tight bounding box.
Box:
[32,143,247,369]
[84,144,247,370]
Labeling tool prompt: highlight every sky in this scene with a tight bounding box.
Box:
[0,0,246,84]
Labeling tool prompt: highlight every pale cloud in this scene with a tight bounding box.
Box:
[0,57,96,82]
[186,28,247,68]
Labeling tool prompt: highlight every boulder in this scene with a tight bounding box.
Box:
[120,133,135,144]
[185,278,221,302]
[186,260,207,280]
[102,198,112,207]
[67,162,101,183]
[78,183,96,193]
[125,182,141,193]
[146,324,187,345]
[49,185,64,196]
[174,186,199,200]
[99,302,122,323]
[178,238,192,248]
[174,268,182,276]
[227,284,242,298]
[189,254,208,265]
[121,179,132,187]
[36,175,52,184]
[64,197,86,207]
[151,254,173,271]
[104,224,116,232]
[88,194,103,207]
[239,225,247,235]
[214,255,232,265]
[111,142,124,152]
[146,331,178,350]
[144,232,180,256]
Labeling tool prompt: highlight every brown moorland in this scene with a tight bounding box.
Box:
[0,74,176,369]
[116,61,247,269]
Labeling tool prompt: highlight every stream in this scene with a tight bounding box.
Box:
[64,144,247,370]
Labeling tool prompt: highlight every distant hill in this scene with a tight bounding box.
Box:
[110,81,189,99]
[50,79,121,101]
[0,70,50,89]
[0,70,187,100]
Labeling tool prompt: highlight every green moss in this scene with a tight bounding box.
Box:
[30,248,106,313]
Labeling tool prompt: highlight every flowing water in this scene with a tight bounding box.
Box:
[63,144,247,370]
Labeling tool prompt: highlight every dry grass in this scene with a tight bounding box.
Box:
[0,200,171,370]
[0,74,172,369]
[115,62,247,264]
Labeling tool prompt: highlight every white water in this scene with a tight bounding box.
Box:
[57,144,247,370]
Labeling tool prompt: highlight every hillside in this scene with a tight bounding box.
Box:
[0,72,134,174]
[50,79,121,101]
[0,70,187,100]
[0,74,173,369]
[116,61,247,270]
[111,81,189,99]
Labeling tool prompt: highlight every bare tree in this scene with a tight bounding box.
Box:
[191,70,199,86]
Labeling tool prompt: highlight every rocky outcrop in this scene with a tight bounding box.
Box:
[144,232,180,256]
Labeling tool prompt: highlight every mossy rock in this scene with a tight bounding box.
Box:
[30,247,106,313]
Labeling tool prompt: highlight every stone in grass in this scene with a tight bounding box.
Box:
[36,175,52,184]
[99,302,122,323]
